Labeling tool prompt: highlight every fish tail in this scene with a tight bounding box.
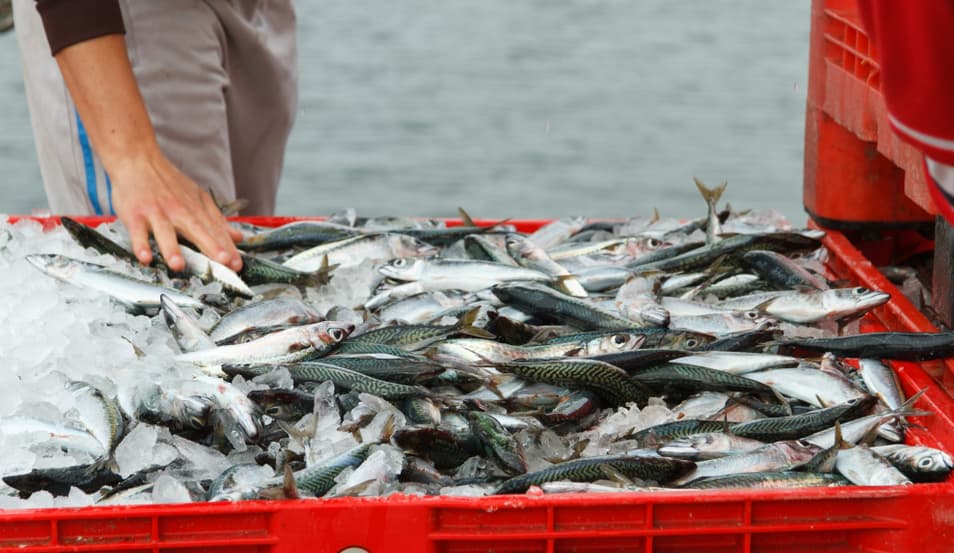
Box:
[693,177,728,208]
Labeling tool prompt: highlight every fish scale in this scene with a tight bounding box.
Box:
[494,359,648,406]
[223,362,431,399]
[630,363,776,396]
[496,454,695,494]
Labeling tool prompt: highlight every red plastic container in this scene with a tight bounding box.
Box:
[1,216,953,553]
[803,0,935,227]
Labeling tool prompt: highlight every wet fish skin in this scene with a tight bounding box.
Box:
[742,250,828,290]
[673,440,821,486]
[492,282,644,330]
[506,233,588,298]
[657,432,765,461]
[729,396,878,442]
[776,332,954,361]
[632,420,734,448]
[177,321,354,375]
[684,471,847,489]
[27,253,204,312]
[836,445,912,486]
[494,358,648,406]
[630,363,777,398]
[495,454,695,494]
[225,362,431,399]
[871,445,954,483]
[239,252,335,287]
[61,217,139,265]
[161,295,215,353]
[237,221,362,251]
[290,443,374,497]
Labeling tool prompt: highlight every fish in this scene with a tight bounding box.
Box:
[693,177,727,245]
[495,454,695,494]
[176,321,354,375]
[283,234,437,272]
[223,362,432,399]
[492,358,649,406]
[776,332,954,361]
[492,282,644,330]
[27,254,203,312]
[209,298,325,345]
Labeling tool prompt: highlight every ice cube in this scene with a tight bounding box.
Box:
[152,474,192,504]
[114,423,159,477]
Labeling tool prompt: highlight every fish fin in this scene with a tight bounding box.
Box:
[651,208,661,223]
[570,438,590,460]
[721,413,733,435]
[833,421,852,449]
[380,414,397,443]
[120,336,146,359]
[598,463,634,485]
[858,420,882,446]
[282,464,300,499]
[563,347,584,357]
[693,177,727,206]
[277,420,313,443]
[458,207,477,227]
[455,308,496,340]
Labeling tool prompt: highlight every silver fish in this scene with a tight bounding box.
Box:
[758,287,890,323]
[179,244,254,298]
[209,298,323,345]
[527,216,587,250]
[506,234,587,298]
[176,321,354,376]
[379,258,553,292]
[673,440,819,486]
[283,234,437,272]
[161,295,215,353]
[836,445,911,486]
[27,254,203,312]
[672,352,799,375]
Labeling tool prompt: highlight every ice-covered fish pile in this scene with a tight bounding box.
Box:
[0,182,951,508]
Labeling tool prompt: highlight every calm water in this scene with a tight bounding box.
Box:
[0,1,810,222]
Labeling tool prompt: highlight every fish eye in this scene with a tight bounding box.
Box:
[797,440,811,447]
[685,338,698,348]
[612,334,629,346]
[920,458,934,468]
[266,407,282,416]
[329,328,345,341]
[854,287,868,294]
[392,258,407,268]
[744,310,760,320]
[647,238,662,249]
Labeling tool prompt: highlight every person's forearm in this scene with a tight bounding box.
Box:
[54,34,162,173]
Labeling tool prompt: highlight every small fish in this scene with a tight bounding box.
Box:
[468,411,528,475]
[495,454,695,494]
[176,321,354,375]
[27,254,203,312]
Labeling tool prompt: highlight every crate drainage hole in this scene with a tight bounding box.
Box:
[340,548,369,553]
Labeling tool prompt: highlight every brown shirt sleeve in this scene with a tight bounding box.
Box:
[35,0,125,55]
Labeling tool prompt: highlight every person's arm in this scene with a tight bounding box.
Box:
[54,35,243,272]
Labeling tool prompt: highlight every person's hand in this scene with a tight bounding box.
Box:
[110,150,243,272]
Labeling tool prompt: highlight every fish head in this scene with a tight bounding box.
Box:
[379,258,427,281]
[388,235,440,259]
[309,321,355,348]
[823,287,891,319]
[26,253,78,279]
[504,233,536,259]
[907,448,954,480]
[591,332,646,354]
[172,395,214,429]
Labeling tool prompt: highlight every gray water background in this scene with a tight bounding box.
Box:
[0,1,811,222]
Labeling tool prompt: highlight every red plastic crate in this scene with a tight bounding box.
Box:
[803,0,935,227]
[1,216,954,553]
